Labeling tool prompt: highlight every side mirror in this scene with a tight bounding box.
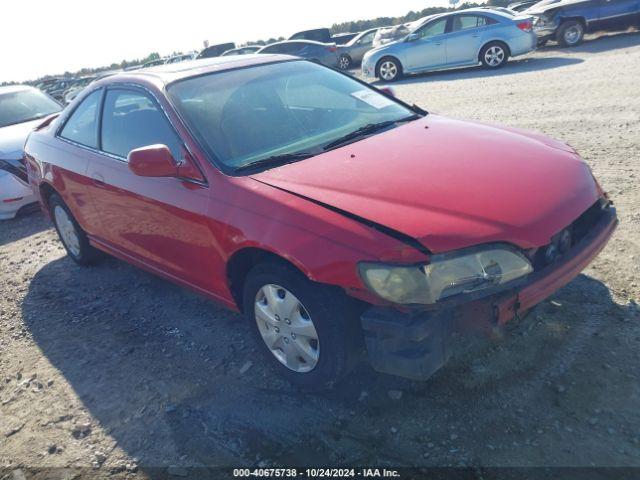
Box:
[379,86,396,97]
[128,144,178,177]
[405,33,419,42]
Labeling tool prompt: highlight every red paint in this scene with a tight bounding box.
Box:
[128,145,179,178]
[24,58,612,320]
[253,115,599,253]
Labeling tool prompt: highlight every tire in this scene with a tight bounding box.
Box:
[376,57,402,82]
[49,193,101,266]
[556,20,584,47]
[537,39,549,48]
[338,54,352,70]
[480,41,510,69]
[243,261,362,390]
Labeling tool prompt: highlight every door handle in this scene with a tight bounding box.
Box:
[90,173,106,188]
[435,42,442,45]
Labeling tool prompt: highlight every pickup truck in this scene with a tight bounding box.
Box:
[528,0,640,46]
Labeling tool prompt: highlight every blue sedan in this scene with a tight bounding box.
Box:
[361,8,537,82]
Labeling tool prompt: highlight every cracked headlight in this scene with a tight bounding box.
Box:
[359,247,533,305]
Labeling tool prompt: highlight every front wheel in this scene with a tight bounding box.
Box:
[243,261,361,389]
[376,57,402,82]
[557,20,584,47]
[338,54,352,70]
[480,42,509,69]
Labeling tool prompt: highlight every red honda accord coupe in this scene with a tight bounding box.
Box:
[25,55,617,388]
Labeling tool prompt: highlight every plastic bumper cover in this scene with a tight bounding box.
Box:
[0,172,37,220]
[361,207,617,380]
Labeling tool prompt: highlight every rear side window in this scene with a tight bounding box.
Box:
[451,15,494,32]
[59,89,102,148]
[100,89,182,160]
[260,44,280,54]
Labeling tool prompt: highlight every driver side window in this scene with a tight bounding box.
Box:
[414,18,448,39]
[358,31,376,45]
[100,89,183,161]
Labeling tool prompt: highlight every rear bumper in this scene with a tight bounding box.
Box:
[509,32,538,57]
[360,207,617,380]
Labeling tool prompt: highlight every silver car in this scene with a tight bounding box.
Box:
[0,86,61,219]
[336,28,379,70]
[362,8,537,82]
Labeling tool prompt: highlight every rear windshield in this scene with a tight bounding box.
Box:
[0,89,61,128]
[167,60,413,172]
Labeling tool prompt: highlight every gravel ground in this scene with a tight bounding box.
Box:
[1,31,639,478]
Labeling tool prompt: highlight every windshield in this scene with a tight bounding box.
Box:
[0,88,61,128]
[168,60,415,172]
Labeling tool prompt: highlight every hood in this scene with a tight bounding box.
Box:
[0,118,44,163]
[526,0,587,14]
[251,115,599,254]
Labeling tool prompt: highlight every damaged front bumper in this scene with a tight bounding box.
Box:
[360,206,617,381]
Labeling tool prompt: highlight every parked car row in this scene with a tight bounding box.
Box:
[360,0,640,82]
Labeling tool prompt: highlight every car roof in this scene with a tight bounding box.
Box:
[451,7,511,16]
[101,54,297,86]
[266,39,328,46]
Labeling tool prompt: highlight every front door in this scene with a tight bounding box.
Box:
[403,17,449,72]
[85,86,215,291]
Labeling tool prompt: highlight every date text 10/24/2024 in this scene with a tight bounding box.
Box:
[233,468,401,478]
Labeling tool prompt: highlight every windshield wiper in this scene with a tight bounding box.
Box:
[234,151,317,173]
[322,114,420,151]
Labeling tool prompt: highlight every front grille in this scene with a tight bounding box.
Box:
[526,198,608,270]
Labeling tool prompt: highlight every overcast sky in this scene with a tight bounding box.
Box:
[1,0,457,83]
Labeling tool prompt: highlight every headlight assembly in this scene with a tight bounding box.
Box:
[359,247,533,305]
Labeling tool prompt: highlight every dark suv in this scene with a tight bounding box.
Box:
[529,0,640,46]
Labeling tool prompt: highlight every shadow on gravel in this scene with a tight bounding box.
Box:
[375,56,584,86]
[22,255,639,470]
[0,210,48,247]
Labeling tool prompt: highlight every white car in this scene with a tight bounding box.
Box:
[0,85,61,219]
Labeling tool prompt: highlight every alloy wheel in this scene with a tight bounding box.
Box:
[53,205,81,257]
[379,61,398,81]
[484,46,505,67]
[339,55,351,70]
[254,284,320,373]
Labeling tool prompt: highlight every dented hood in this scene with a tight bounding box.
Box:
[251,115,599,253]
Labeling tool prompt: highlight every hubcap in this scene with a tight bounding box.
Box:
[254,284,319,373]
[379,61,398,81]
[53,205,81,257]
[339,56,350,70]
[564,25,581,44]
[485,46,505,67]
